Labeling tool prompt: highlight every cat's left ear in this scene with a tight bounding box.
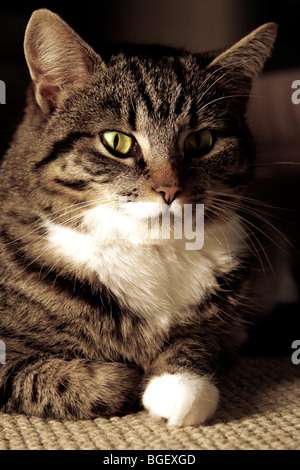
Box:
[24,9,101,112]
[207,23,277,94]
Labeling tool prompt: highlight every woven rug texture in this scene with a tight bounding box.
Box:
[0,356,299,450]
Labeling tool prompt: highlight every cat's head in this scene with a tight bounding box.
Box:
[18,9,277,245]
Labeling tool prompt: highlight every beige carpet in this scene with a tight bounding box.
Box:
[0,356,299,450]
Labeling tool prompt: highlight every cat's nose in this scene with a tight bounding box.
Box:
[153,186,183,204]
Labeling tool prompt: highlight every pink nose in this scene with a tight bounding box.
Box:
[154,186,183,204]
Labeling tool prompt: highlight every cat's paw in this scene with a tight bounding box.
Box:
[142,372,219,426]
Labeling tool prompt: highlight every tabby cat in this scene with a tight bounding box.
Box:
[0,9,278,425]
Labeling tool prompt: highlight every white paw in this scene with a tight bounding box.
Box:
[142,372,219,426]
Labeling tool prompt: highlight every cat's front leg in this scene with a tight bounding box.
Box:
[142,336,220,426]
[0,355,142,419]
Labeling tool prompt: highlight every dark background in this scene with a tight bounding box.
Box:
[0,0,299,356]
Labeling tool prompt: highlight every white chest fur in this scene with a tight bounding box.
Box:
[44,209,245,330]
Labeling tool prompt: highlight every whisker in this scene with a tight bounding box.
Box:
[204,213,227,247]
[197,59,268,107]
[209,195,294,259]
[204,210,234,265]
[219,206,274,276]
[197,60,245,103]
[206,203,268,273]
[198,94,253,114]
[250,162,300,166]
[5,196,118,246]
[212,196,291,228]
[206,189,295,218]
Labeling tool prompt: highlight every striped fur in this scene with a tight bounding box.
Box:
[0,10,277,424]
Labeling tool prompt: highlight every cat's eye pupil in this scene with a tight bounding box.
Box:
[195,133,201,148]
[184,129,214,157]
[114,133,119,150]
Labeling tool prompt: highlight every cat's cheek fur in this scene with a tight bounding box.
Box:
[142,373,219,426]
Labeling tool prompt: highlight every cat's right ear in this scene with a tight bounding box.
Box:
[24,9,101,112]
[206,23,278,96]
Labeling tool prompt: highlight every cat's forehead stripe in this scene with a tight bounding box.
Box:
[126,55,189,123]
[128,60,155,118]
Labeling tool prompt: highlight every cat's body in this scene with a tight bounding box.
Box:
[0,10,278,425]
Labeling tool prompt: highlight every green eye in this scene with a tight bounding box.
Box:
[102,131,134,156]
[184,129,214,156]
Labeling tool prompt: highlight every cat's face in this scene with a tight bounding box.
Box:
[17,10,277,245]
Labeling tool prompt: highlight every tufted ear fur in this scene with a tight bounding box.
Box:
[207,23,278,95]
[24,9,100,111]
